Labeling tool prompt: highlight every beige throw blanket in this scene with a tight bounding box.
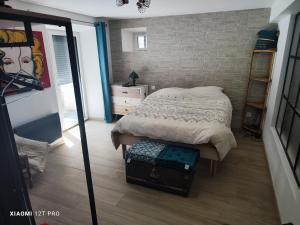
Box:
[14,134,49,174]
[112,86,237,160]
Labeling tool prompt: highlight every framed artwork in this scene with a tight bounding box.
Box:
[0,29,50,95]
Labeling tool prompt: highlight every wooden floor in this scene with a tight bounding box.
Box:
[29,120,280,225]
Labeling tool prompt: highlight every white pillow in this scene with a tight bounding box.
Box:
[14,134,49,174]
[187,86,223,93]
[151,87,184,97]
[149,86,224,99]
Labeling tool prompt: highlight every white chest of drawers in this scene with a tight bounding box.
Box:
[111,84,149,115]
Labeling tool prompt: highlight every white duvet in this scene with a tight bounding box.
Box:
[112,86,237,160]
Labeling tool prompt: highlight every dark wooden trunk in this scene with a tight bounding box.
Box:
[126,160,196,196]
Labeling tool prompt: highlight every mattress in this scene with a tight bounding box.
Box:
[112,86,237,160]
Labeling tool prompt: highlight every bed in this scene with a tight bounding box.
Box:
[111,86,237,175]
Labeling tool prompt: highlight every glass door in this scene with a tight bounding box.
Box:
[52,34,87,130]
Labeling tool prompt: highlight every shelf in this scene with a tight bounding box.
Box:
[243,125,261,134]
[243,48,275,137]
[246,102,265,109]
[253,49,276,53]
[250,76,269,83]
[290,55,300,60]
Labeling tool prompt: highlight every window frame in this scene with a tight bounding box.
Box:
[136,33,147,50]
[275,13,300,187]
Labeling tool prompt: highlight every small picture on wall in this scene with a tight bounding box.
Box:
[0,29,51,95]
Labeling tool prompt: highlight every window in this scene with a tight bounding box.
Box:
[121,27,147,52]
[53,35,73,85]
[275,13,300,186]
[52,34,87,130]
[137,34,147,49]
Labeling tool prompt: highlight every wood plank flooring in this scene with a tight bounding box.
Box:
[29,121,280,225]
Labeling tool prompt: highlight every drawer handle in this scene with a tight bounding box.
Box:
[122,91,128,94]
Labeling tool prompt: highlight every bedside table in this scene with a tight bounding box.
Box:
[111,84,149,115]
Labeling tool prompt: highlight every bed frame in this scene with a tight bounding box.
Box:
[116,133,220,176]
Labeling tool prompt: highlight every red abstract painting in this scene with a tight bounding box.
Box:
[0,29,51,94]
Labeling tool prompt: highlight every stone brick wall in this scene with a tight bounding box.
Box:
[109,9,270,128]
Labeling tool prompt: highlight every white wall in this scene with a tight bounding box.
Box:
[5,24,59,128]
[270,0,295,22]
[79,27,105,120]
[263,9,300,225]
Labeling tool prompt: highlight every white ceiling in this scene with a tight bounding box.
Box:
[18,0,275,19]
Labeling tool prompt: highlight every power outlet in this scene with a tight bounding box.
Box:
[151,85,156,90]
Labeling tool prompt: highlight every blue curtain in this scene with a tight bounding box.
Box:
[95,22,113,123]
